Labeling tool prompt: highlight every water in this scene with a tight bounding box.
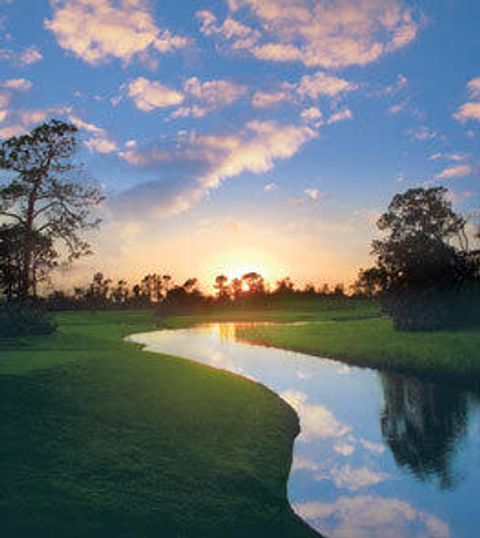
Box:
[127,323,480,538]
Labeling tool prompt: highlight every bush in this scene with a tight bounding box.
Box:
[380,280,480,331]
[0,302,56,337]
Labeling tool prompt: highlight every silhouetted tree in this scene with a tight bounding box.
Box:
[274,277,295,298]
[0,119,104,298]
[0,224,56,299]
[214,274,230,303]
[361,187,479,330]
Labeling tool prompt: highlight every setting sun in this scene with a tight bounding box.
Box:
[204,249,289,290]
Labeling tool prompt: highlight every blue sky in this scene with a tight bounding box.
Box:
[0,0,479,289]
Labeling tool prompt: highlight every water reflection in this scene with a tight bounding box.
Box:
[380,372,468,489]
[127,324,480,538]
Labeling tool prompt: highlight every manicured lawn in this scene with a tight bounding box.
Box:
[0,311,317,537]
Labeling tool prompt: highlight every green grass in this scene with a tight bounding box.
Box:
[0,311,317,538]
[234,316,480,382]
[159,298,380,329]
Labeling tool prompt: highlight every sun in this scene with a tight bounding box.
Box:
[203,248,289,291]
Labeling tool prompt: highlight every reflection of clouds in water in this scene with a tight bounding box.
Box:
[293,457,389,491]
[294,495,450,538]
[296,370,312,380]
[337,365,351,375]
[326,465,389,491]
[281,389,351,439]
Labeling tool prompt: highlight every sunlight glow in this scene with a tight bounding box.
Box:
[204,249,289,289]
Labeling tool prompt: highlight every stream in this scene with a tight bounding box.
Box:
[127,323,480,538]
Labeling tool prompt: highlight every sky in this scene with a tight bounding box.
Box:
[0,0,479,291]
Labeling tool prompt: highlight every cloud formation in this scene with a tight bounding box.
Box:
[127,77,184,111]
[117,120,316,218]
[200,0,420,69]
[454,76,480,122]
[436,164,473,180]
[174,77,247,118]
[250,72,356,114]
[69,114,118,154]
[45,0,187,65]
[295,495,450,538]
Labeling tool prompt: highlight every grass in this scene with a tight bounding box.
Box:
[159,297,380,329]
[233,314,480,384]
[161,298,480,383]
[0,310,318,538]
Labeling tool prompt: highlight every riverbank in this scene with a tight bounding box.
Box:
[162,303,480,384]
[236,318,479,384]
[0,311,317,537]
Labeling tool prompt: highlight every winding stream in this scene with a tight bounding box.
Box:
[127,323,480,538]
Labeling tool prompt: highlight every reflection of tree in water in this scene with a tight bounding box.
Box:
[380,372,469,490]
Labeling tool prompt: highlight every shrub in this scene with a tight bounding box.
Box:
[0,302,56,337]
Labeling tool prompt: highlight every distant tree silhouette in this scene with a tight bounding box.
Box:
[274,277,295,298]
[214,274,231,304]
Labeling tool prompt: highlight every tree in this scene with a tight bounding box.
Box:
[0,119,104,299]
[0,224,57,299]
[214,274,230,303]
[362,187,479,330]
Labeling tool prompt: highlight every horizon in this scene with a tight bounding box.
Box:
[1,0,479,291]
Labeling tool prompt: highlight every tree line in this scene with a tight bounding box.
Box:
[44,272,351,312]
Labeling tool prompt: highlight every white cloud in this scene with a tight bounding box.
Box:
[174,77,246,117]
[388,102,406,115]
[298,72,356,99]
[68,114,118,154]
[454,102,480,122]
[19,45,43,65]
[84,136,117,154]
[251,88,291,108]
[408,125,437,141]
[436,164,473,180]
[45,0,187,65]
[264,182,278,192]
[1,78,32,91]
[196,10,260,50]
[128,77,184,111]
[328,108,353,125]
[454,76,480,122]
[301,107,323,122]
[19,106,71,126]
[429,152,467,162]
[304,188,320,201]
[467,77,480,99]
[208,0,420,69]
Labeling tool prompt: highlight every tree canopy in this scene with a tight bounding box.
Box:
[0,119,104,299]
[357,187,479,330]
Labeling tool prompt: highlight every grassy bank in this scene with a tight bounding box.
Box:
[0,311,317,537]
[160,298,480,382]
[234,316,480,383]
